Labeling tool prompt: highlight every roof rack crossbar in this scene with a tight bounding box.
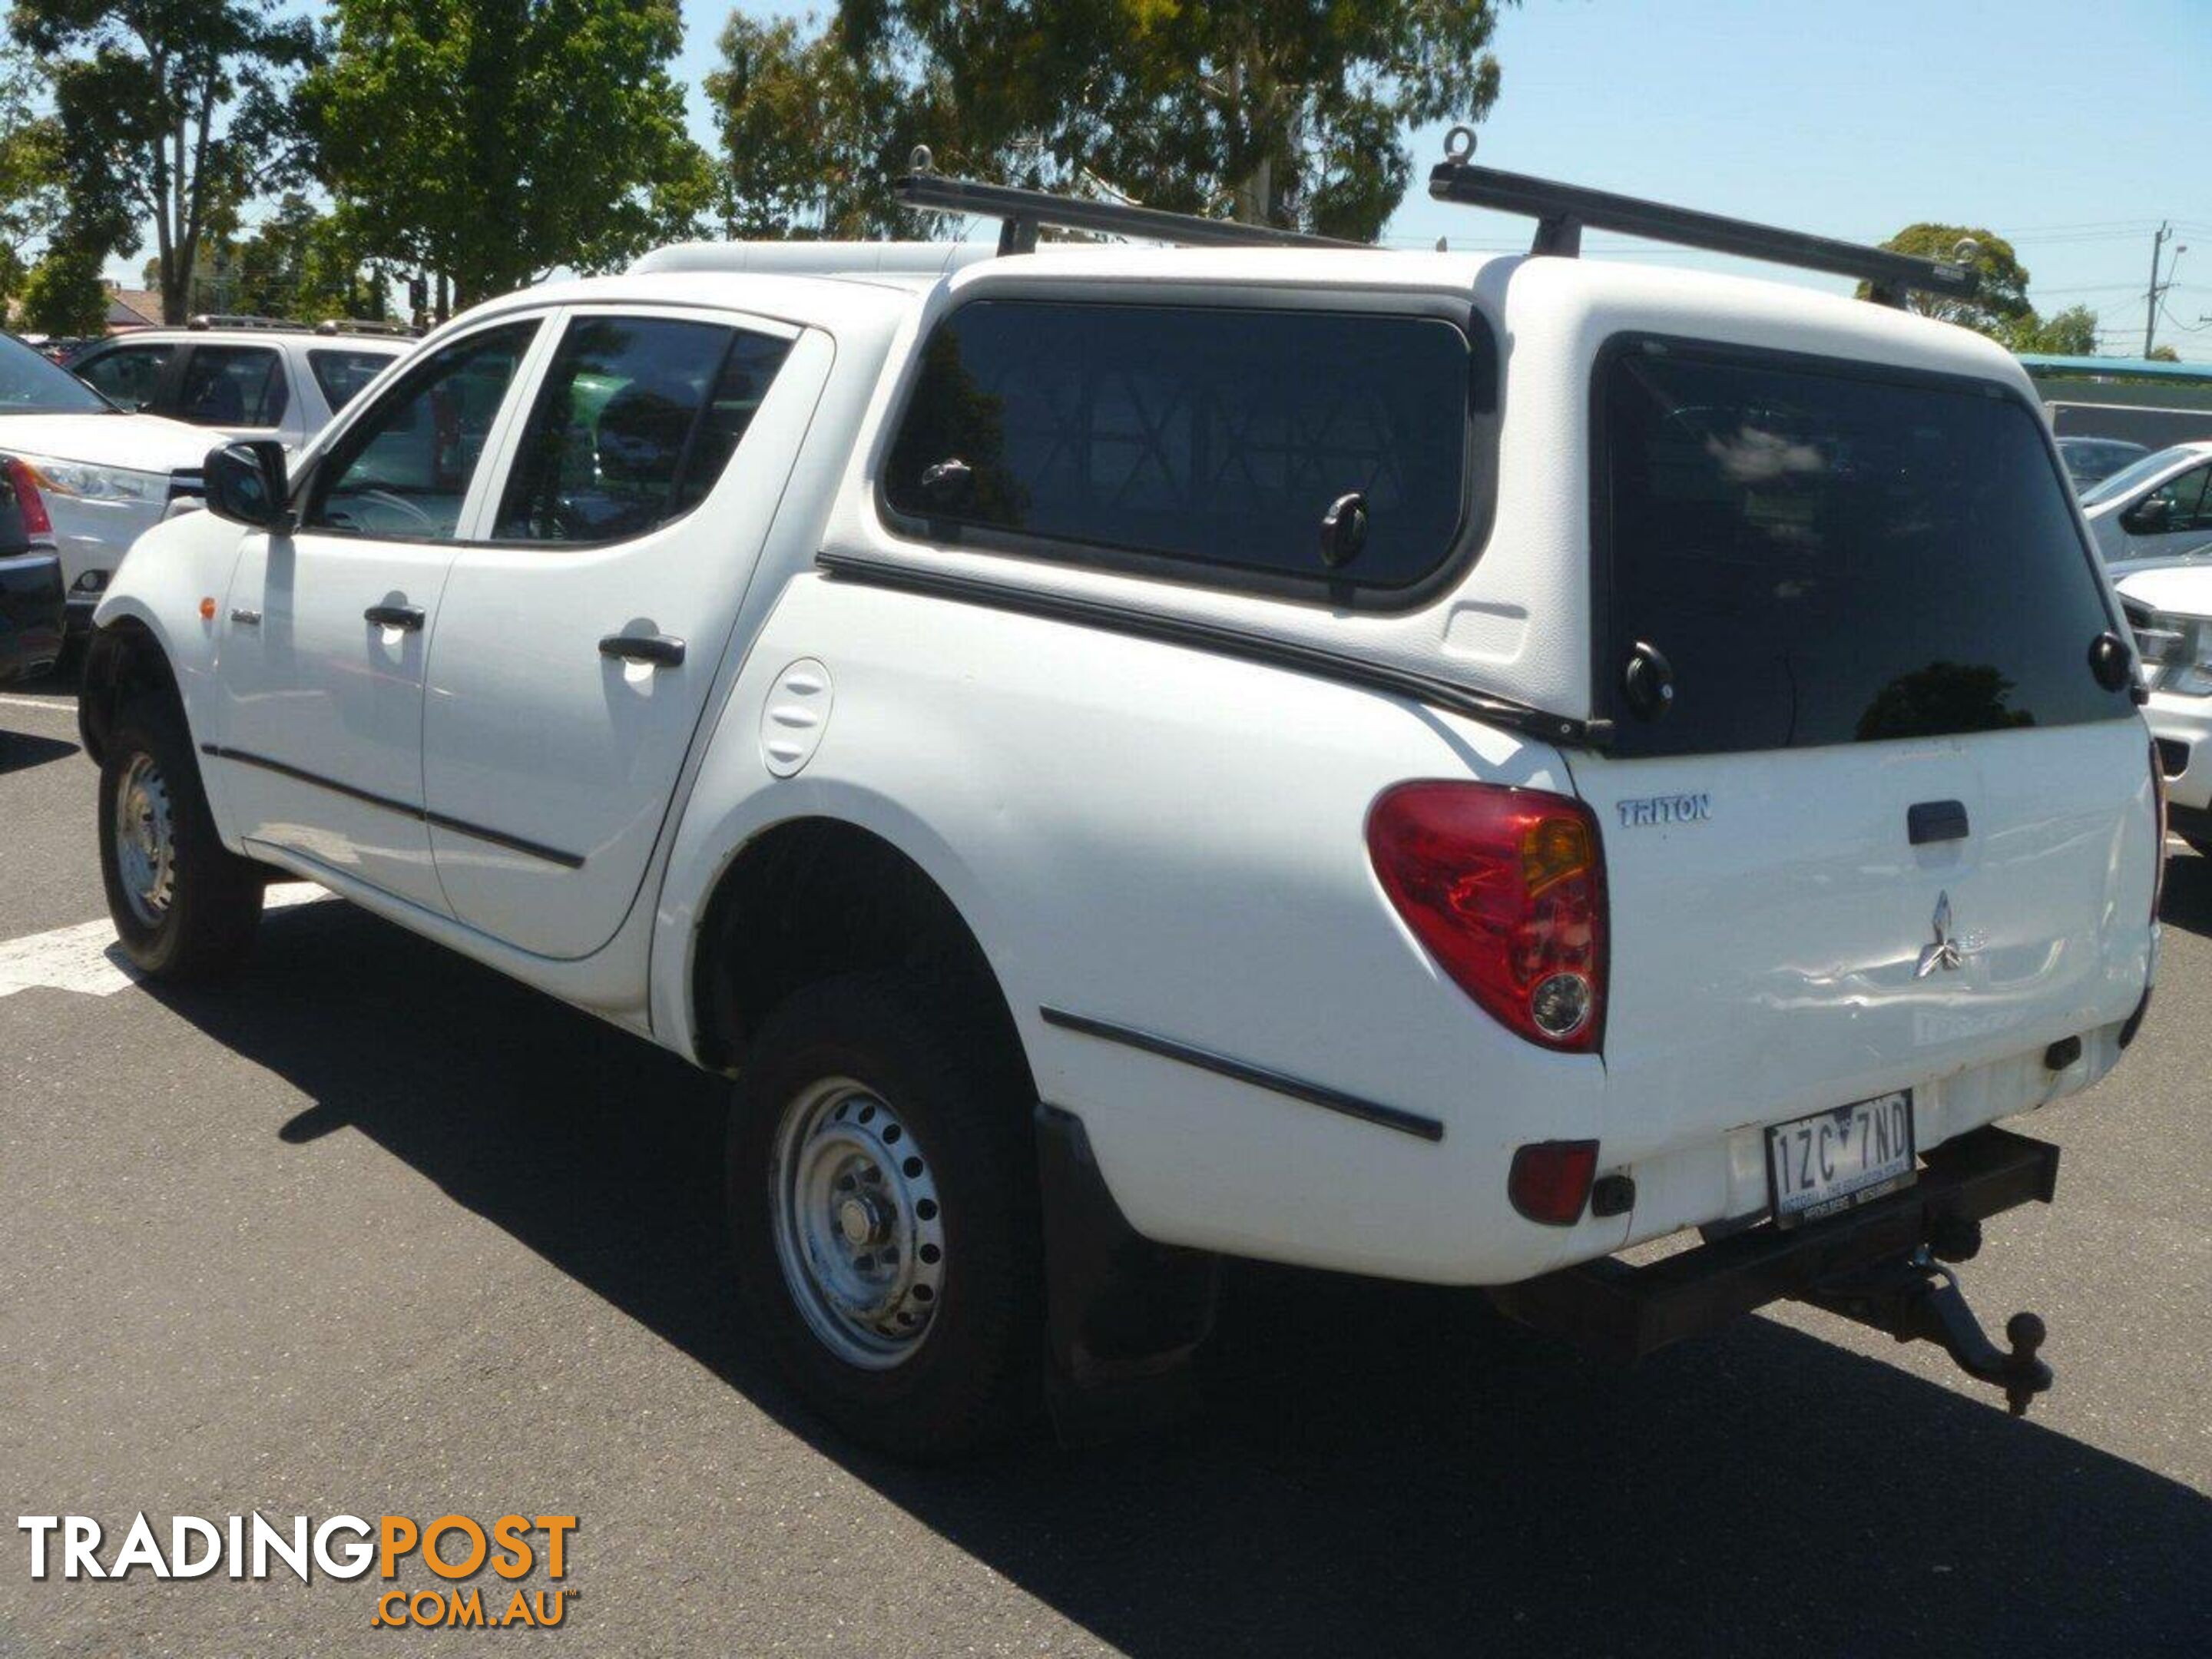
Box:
[1428,144,1977,307]
[892,160,1363,253]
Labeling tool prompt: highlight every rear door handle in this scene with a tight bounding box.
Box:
[599,632,685,667]
[364,602,426,632]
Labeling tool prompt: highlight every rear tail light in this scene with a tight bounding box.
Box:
[1366,780,1608,1052]
[5,456,51,536]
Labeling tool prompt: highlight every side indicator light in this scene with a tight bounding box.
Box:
[199,597,217,621]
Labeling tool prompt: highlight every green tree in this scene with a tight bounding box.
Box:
[0,45,63,296]
[2012,303,2099,356]
[10,1,316,324]
[15,240,106,334]
[714,1,1518,243]
[1857,224,2033,336]
[2147,344,2181,363]
[302,0,714,311]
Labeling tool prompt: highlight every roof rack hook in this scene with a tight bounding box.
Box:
[1952,237,1979,265]
[909,144,935,175]
[1442,125,1478,164]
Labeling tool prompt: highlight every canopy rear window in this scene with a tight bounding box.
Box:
[1596,338,2133,756]
[883,300,1486,601]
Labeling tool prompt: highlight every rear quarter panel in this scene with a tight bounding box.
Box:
[656,573,1624,1284]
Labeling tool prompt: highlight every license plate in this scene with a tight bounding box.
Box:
[1766,1091,1916,1227]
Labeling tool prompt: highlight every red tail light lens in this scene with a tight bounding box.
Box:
[1366,781,1608,1052]
[5,457,50,536]
[1508,1141,1600,1226]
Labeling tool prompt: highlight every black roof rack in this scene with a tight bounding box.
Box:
[891,147,1361,256]
[1427,127,1975,309]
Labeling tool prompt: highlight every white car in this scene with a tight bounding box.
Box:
[2077,439,2212,571]
[2118,561,2212,852]
[0,333,217,633]
[65,322,413,458]
[75,157,2159,1454]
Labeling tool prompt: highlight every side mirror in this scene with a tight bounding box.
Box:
[204,439,293,531]
[2125,495,2174,535]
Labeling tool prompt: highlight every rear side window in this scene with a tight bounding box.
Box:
[1597,339,2132,756]
[883,300,1482,598]
[309,349,399,412]
[492,316,791,545]
[177,346,289,428]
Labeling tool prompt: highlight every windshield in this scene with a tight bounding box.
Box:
[0,333,114,414]
[2081,444,2204,508]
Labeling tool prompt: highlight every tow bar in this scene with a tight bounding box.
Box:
[1491,1126,2063,1416]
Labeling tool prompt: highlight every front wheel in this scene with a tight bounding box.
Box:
[727,971,1041,1459]
[98,699,264,981]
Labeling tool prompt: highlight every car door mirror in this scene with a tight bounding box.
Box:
[205,439,293,531]
[2124,495,2174,535]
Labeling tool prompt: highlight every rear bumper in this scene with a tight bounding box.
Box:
[1492,1125,2058,1361]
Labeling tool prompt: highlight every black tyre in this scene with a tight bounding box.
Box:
[727,970,1041,1459]
[98,697,264,981]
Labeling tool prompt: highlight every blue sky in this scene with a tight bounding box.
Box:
[675,0,2212,360]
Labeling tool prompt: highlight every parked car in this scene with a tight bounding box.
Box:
[0,333,217,635]
[2076,439,2212,570]
[75,160,2158,1457]
[65,320,414,457]
[0,455,61,684]
[2055,434,2148,493]
[2119,557,2212,854]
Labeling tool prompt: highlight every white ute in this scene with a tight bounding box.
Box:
[77,149,2161,1454]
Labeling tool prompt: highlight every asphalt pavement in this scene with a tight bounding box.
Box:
[0,678,2206,1657]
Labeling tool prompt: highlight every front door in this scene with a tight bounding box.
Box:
[210,318,544,911]
[2116,460,2212,564]
[421,306,823,958]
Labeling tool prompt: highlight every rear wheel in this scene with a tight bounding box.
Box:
[727,970,1041,1459]
[98,698,264,981]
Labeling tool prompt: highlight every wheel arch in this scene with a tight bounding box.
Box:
[78,611,184,766]
[689,814,1034,1094]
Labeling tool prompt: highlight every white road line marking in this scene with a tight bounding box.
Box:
[0,694,76,714]
[0,886,332,1001]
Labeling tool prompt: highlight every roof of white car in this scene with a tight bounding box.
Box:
[90,327,413,351]
[470,238,2028,389]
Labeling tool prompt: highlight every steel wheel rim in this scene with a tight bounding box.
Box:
[114,752,176,928]
[769,1076,946,1370]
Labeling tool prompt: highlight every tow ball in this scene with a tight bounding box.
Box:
[1802,1243,2053,1417]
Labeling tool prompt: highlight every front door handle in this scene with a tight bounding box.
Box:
[598,632,685,667]
[364,602,426,632]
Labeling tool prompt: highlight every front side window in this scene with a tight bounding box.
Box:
[303,321,538,540]
[1597,339,2132,757]
[177,346,290,428]
[75,343,173,411]
[308,348,401,412]
[2124,462,2212,535]
[492,316,791,545]
[882,300,1481,596]
[2081,444,2202,508]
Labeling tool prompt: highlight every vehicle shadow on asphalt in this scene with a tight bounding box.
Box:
[144,897,2212,1658]
[2159,846,2212,939]
[0,730,76,775]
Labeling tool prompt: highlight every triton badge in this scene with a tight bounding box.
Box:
[1616,793,1710,828]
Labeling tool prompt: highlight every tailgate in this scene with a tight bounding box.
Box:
[1571,725,2154,1164]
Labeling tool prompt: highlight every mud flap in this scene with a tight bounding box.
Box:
[1035,1103,1218,1446]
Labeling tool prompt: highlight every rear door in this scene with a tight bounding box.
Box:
[420,306,822,959]
[1573,337,2154,1167]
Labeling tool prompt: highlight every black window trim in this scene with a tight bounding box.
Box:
[873,293,1502,614]
[1585,329,2131,747]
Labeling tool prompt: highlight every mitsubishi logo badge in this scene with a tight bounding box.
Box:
[1916,891,1965,979]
